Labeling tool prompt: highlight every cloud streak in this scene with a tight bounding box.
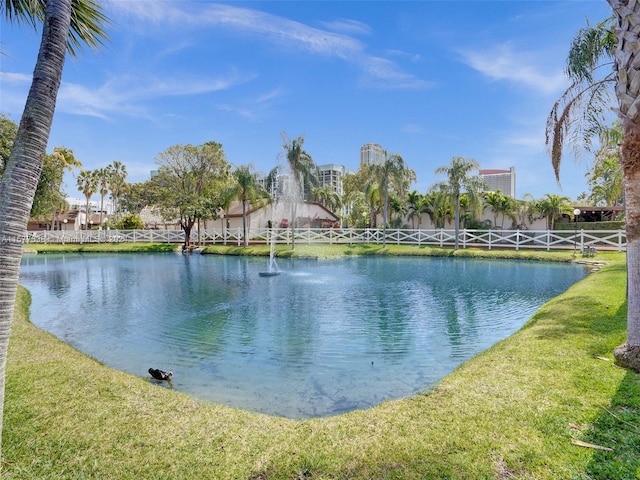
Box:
[109,1,427,90]
[458,42,566,95]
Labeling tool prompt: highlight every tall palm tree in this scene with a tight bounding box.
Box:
[281,133,318,249]
[228,165,267,247]
[0,0,108,457]
[607,0,640,370]
[280,133,318,200]
[108,160,127,220]
[96,166,110,226]
[406,190,423,229]
[77,169,98,229]
[374,151,414,247]
[434,156,487,249]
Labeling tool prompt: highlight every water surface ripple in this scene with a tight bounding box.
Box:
[19,253,586,418]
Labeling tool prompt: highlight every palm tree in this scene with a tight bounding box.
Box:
[228,165,267,247]
[0,0,108,457]
[108,160,127,220]
[77,169,98,229]
[434,156,487,249]
[96,166,110,226]
[312,185,341,213]
[406,190,423,229]
[546,15,616,180]
[607,0,640,369]
[423,188,454,229]
[587,121,623,206]
[281,133,318,248]
[280,133,318,200]
[535,194,572,230]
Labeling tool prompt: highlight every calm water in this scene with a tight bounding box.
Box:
[19,253,586,418]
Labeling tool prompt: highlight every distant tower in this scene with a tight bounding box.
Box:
[360,143,385,167]
[479,166,516,198]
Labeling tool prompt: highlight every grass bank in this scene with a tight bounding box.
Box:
[27,241,603,262]
[5,247,639,479]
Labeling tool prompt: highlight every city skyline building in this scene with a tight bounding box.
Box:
[360,143,385,167]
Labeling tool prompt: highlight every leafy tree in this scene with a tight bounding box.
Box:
[434,156,487,249]
[342,190,368,228]
[152,142,230,247]
[31,146,80,228]
[114,213,144,230]
[120,180,159,215]
[227,164,267,247]
[608,0,640,369]
[76,169,97,229]
[0,0,108,457]
[0,114,18,178]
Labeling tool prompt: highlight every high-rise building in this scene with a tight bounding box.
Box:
[480,166,516,198]
[317,164,351,196]
[360,143,385,167]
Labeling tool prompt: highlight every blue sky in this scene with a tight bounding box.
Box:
[1,0,613,201]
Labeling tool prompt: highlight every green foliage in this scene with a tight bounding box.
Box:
[0,113,18,178]
[152,142,231,245]
[113,213,144,230]
[555,220,625,231]
[1,0,110,57]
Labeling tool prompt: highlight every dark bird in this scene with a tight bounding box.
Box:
[148,368,173,381]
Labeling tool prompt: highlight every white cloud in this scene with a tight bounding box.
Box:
[319,18,372,36]
[109,1,428,90]
[458,42,566,95]
[56,70,256,119]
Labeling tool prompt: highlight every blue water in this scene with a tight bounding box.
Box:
[19,253,586,418]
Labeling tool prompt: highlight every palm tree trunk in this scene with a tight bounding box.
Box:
[0,0,72,457]
[609,0,640,371]
[454,194,460,249]
[242,198,248,248]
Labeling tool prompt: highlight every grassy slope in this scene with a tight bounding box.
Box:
[4,248,639,479]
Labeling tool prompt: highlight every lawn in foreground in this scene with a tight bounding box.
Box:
[4,249,639,479]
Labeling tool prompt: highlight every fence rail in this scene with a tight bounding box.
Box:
[25,228,628,252]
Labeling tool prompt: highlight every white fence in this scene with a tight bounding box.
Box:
[25,228,627,252]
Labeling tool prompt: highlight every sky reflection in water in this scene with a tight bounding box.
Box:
[19,253,586,418]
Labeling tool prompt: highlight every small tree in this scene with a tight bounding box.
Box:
[153,142,230,248]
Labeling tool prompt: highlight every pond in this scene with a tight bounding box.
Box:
[19,253,586,418]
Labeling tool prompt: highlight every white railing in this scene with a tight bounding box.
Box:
[24,228,628,252]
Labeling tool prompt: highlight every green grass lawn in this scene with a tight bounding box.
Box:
[4,246,639,479]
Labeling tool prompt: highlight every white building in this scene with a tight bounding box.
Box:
[360,143,385,167]
[317,163,352,196]
[480,167,516,198]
